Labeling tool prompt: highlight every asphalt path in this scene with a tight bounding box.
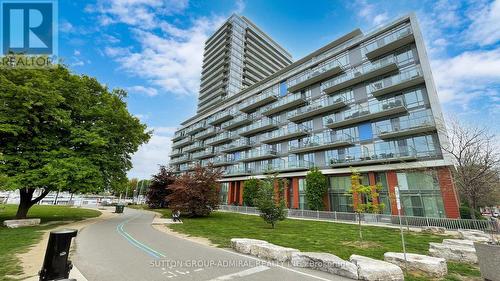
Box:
[73,208,352,281]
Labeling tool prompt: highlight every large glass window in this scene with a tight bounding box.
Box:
[280,81,287,97]
[298,178,307,209]
[396,171,445,217]
[358,122,373,141]
[219,183,229,204]
[328,176,354,212]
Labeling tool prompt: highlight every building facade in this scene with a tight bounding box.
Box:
[171,14,460,218]
[198,15,293,113]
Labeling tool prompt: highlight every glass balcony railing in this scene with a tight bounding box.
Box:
[368,65,424,97]
[287,58,345,91]
[239,85,279,112]
[221,138,254,152]
[262,92,307,115]
[376,115,435,139]
[212,155,234,166]
[224,165,252,176]
[192,147,215,159]
[171,154,190,164]
[208,109,235,125]
[241,147,277,162]
[172,131,186,141]
[323,96,407,129]
[206,131,234,145]
[172,136,193,148]
[322,55,398,94]
[327,146,430,167]
[261,160,313,172]
[261,124,311,143]
[184,141,204,152]
[186,121,207,135]
[170,148,183,157]
[194,127,218,140]
[289,133,354,153]
[239,118,278,136]
[287,96,348,122]
[363,24,413,59]
[221,113,252,130]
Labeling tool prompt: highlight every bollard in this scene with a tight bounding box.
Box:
[39,229,78,281]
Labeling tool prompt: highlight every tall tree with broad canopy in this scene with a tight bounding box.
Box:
[146,166,177,208]
[0,62,151,218]
[305,167,328,210]
[167,164,222,217]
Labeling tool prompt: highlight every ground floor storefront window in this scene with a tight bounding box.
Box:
[219,182,229,204]
[396,171,445,218]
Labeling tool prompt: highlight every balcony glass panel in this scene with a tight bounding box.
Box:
[367,65,423,94]
[263,92,306,114]
[240,118,277,134]
[376,114,435,136]
[262,124,311,141]
[362,24,413,55]
[287,56,346,88]
[221,114,251,129]
[326,146,420,166]
[224,163,250,175]
[241,147,277,161]
[206,131,234,145]
[221,138,253,151]
[262,159,313,172]
[289,133,353,152]
[238,85,279,111]
[287,95,348,120]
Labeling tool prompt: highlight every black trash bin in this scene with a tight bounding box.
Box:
[39,229,77,281]
[115,203,125,213]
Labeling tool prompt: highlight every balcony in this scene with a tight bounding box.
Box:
[364,25,414,60]
[224,165,252,177]
[369,66,424,98]
[212,155,234,167]
[239,118,278,137]
[172,136,193,148]
[376,116,436,139]
[324,97,408,129]
[172,132,185,142]
[289,133,354,153]
[221,114,253,130]
[221,138,254,153]
[194,127,218,140]
[328,147,421,167]
[240,148,278,162]
[261,124,311,144]
[323,55,399,94]
[288,96,347,122]
[208,110,235,125]
[262,93,307,116]
[186,121,206,135]
[170,154,191,164]
[184,142,204,153]
[206,131,234,146]
[192,148,215,159]
[287,58,344,92]
[262,160,313,173]
[170,148,183,157]
[239,86,279,113]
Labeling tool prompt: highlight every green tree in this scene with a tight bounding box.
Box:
[305,167,328,210]
[243,178,261,207]
[348,169,384,242]
[254,175,287,228]
[0,62,151,218]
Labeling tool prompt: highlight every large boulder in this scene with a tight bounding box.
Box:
[458,229,491,243]
[291,252,358,279]
[230,238,269,254]
[384,252,447,277]
[429,242,477,263]
[249,243,299,262]
[442,239,474,247]
[350,254,404,281]
[421,226,446,234]
[3,218,41,228]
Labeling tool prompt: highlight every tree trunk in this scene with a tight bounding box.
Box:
[15,188,50,219]
[469,200,477,220]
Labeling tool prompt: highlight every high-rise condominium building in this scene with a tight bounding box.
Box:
[170,13,460,219]
[198,15,293,113]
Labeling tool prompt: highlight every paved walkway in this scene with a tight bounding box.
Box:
[74,208,352,281]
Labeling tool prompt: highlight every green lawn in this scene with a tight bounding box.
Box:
[0,205,101,281]
[138,206,480,281]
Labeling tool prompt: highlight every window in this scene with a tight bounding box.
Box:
[358,123,373,141]
[219,183,229,204]
[280,81,287,97]
[298,178,307,209]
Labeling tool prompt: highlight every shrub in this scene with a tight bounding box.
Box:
[146,166,176,209]
[305,167,328,210]
[243,178,261,206]
[167,164,222,217]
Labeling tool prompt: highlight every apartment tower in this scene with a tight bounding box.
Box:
[171,14,460,219]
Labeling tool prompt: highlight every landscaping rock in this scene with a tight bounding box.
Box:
[291,252,358,279]
[3,218,41,228]
[230,238,269,254]
[350,254,404,281]
[442,239,474,247]
[384,252,447,277]
[421,226,446,234]
[249,243,299,262]
[429,242,477,264]
[457,229,491,243]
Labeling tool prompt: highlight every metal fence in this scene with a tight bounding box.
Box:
[218,205,499,233]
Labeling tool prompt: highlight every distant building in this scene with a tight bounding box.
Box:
[170,13,460,218]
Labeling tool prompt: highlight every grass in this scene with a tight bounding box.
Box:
[0,205,101,281]
[135,206,481,281]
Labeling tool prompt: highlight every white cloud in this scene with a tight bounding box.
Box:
[431,49,500,108]
[464,0,500,46]
[127,127,175,179]
[353,0,389,27]
[127,85,159,97]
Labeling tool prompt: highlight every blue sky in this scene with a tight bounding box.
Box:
[57,0,500,179]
